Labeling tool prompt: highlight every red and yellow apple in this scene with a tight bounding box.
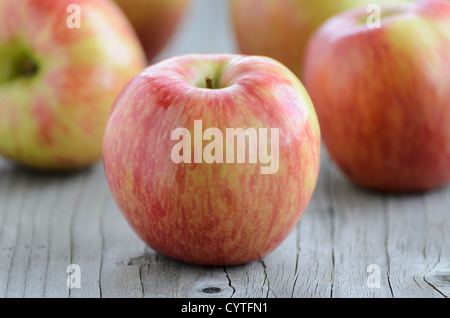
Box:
[0,0,146,170]
[230,0,411,78]
[113,0,192,62]
[303,0,450,192]
[103,54,321,266]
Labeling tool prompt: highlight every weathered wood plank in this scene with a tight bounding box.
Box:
[42,170,87,298]
[291,150,334,298]
[0,170,38,298]
[1,148,449,298]
[23,174,58,298]
[422,187,450,297]
[98,192,146,298]
[386,186,450,298]
[328,162,392,298]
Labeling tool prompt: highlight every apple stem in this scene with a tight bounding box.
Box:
[205,76,215,89]
[22,58,38,77]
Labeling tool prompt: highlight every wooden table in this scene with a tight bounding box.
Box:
[0,0,449,299]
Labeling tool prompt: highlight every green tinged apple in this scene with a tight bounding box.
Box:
[0,0,146,170]
[230,0,412,78]
[303,0,450,192]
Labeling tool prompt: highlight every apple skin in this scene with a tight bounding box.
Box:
[113,0,192,62]
[0,0,146,170]
[230,0,411,78]
[103,54,321,266]
[303,0,450,192]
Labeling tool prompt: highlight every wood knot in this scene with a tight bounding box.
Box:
[202,287,222,294]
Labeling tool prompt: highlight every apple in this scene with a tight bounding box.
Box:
[113,0,192,62]
[0,0,147,170]
[230,0,411,78]
[103,54,321,266]
[303,0,450,192]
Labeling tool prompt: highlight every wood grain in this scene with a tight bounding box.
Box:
[0,147,448,298]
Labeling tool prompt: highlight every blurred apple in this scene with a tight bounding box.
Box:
[303,0,450,192]
[230,0,411,78]
[113,0,192,62]
[0,0,146,170]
